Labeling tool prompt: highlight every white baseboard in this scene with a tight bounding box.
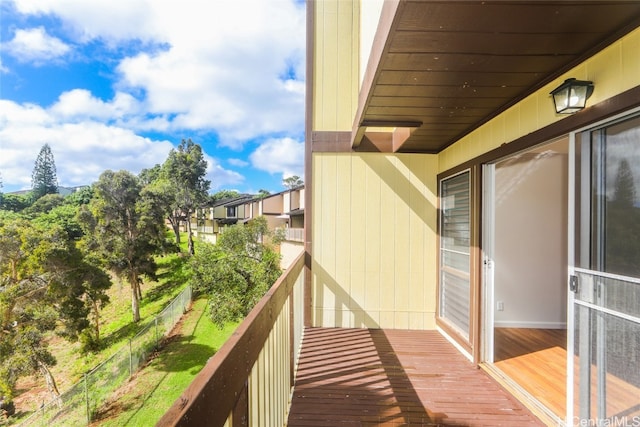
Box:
[494,321,567,329]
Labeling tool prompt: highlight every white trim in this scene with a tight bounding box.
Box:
[574,267,640,285]
[494,321,567,329]
[440,248,470,256]
[481,163,496,363]
[575,300,640,325]
[566,131,576,424]
[437,326,473,362]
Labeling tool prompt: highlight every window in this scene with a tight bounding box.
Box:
[577,115,640,277]
[439,170,471,339]
[226,206,236,217]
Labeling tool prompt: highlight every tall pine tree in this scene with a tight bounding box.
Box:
[31,144,58,200]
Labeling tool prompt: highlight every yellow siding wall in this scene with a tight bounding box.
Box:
[439,27,640,172]
[312,152,438,329]
[313,0,360,131]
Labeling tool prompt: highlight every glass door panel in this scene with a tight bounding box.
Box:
[571,115,640,423]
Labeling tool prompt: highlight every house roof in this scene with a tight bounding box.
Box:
[209,194,254,208]
[260,185,305,201]
[286,208,304,216]
[217,218,240,225]
[353,0,640,153]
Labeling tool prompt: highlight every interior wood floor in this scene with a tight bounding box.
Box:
[493,328,640,421]
[494,328,567,419]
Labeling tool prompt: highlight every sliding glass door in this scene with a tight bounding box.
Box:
[570,113,640,422]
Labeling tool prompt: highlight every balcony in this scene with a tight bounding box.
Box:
[156,250,546,426]
[283,227,304,243]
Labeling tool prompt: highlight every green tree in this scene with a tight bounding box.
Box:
[612,159,636,208]
[190,216,282,327]
[84,170,166,322]
[606,159,640,277]
[145,176,183,245]
[0,218,109,404]
[0,326,59,406]
[282,175,303,189]
[31,144,58,200]
[0,193,32,212]
[257,189,270,198]
[24,193,65,217]
[139,164,162,186]
[162,139,210,255]
[64,186,94,206]
[210,189,240,203]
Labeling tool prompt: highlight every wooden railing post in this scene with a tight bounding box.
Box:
[232,381,248,427]
[289,289,295,387]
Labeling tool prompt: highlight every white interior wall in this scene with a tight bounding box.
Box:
[494,140,568,328]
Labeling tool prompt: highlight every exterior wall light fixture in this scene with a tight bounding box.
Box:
[550,78,594,114]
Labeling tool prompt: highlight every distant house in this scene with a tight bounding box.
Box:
[192,186,305,268]
[276,185,305,268]
[192,194,254,244]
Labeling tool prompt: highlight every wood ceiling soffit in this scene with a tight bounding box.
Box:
[354,1,640,152]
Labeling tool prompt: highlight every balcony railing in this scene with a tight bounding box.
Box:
[283,227,304,242]
[157,252,305,427]
[193,225,214,234]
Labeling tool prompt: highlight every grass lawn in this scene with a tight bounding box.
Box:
[51,251,191,387]
[90,298,238,426]
[9,235,196,425]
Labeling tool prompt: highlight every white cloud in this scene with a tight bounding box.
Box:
[11,0,160,43]
[228,158,249,167]
[204,156,245,191]
[0,99,241,191]
[249,137,304,178]
[2,1,305,192]
[5,27,71,63]
[9,0,306,148]
[50,89,142,121]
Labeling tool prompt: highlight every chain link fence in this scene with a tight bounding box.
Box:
[18,285,193,427]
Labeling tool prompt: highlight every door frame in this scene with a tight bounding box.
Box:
[435,88,640,426]
[481,163,496,364]
[480,136,570,425]
[566,106,640,423]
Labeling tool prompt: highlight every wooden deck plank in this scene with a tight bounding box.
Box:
[288,328,544,426]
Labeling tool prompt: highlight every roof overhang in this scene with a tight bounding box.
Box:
[352,0,640,153]
[286,208,305,216]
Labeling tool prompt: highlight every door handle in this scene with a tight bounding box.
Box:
[570,275,579,293]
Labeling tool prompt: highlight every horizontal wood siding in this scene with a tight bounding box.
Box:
[288,328,544,426]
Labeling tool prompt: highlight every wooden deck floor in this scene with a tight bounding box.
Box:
[287,328,544,426]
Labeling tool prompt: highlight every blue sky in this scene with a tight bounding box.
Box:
[0,0,306,195]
